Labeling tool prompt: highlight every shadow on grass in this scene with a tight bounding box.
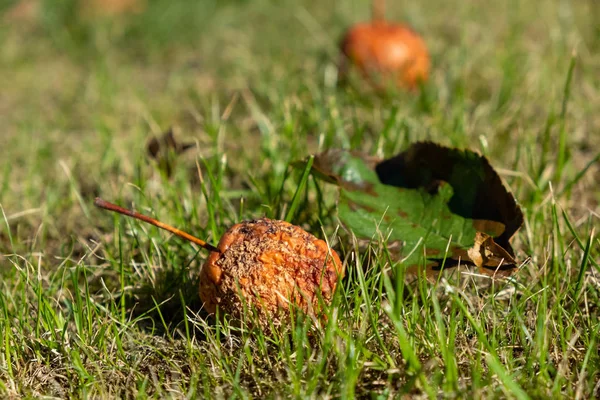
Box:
[90,246,216,340]
[128,273,212,340]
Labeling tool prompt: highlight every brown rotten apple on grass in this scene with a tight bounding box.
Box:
[94,198,343,328]
[340,0,430,90]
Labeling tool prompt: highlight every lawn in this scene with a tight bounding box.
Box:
[1,0,599,398]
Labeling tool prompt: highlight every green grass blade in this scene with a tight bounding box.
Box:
[285,155,314,222]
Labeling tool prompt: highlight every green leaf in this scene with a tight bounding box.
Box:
[336,159,487,271]
[302,144,523,276]
[375,141,523,253]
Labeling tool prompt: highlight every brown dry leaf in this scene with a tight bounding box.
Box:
[146,128,195,178]
[467,232,519,278]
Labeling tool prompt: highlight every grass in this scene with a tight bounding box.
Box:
[1,0,599,398]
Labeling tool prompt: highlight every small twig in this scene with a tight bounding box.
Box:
[94,197,220,253]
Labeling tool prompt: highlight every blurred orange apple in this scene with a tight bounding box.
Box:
[340,0,430,90]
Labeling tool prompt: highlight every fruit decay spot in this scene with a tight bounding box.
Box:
[325,268,339,285]
[398,210,408,218]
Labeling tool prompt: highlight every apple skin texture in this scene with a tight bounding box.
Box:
[340,21,430,90]
[199,218,343,327]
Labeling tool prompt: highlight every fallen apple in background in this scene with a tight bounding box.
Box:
[339,0,430,90]
[94,198,343,328]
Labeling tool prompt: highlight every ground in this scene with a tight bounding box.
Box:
[0,0,599,398]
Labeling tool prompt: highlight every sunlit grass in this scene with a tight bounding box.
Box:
[0,0,598,397]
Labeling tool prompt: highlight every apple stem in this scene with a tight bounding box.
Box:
[372,0,385,23]
[94,197,220,253]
